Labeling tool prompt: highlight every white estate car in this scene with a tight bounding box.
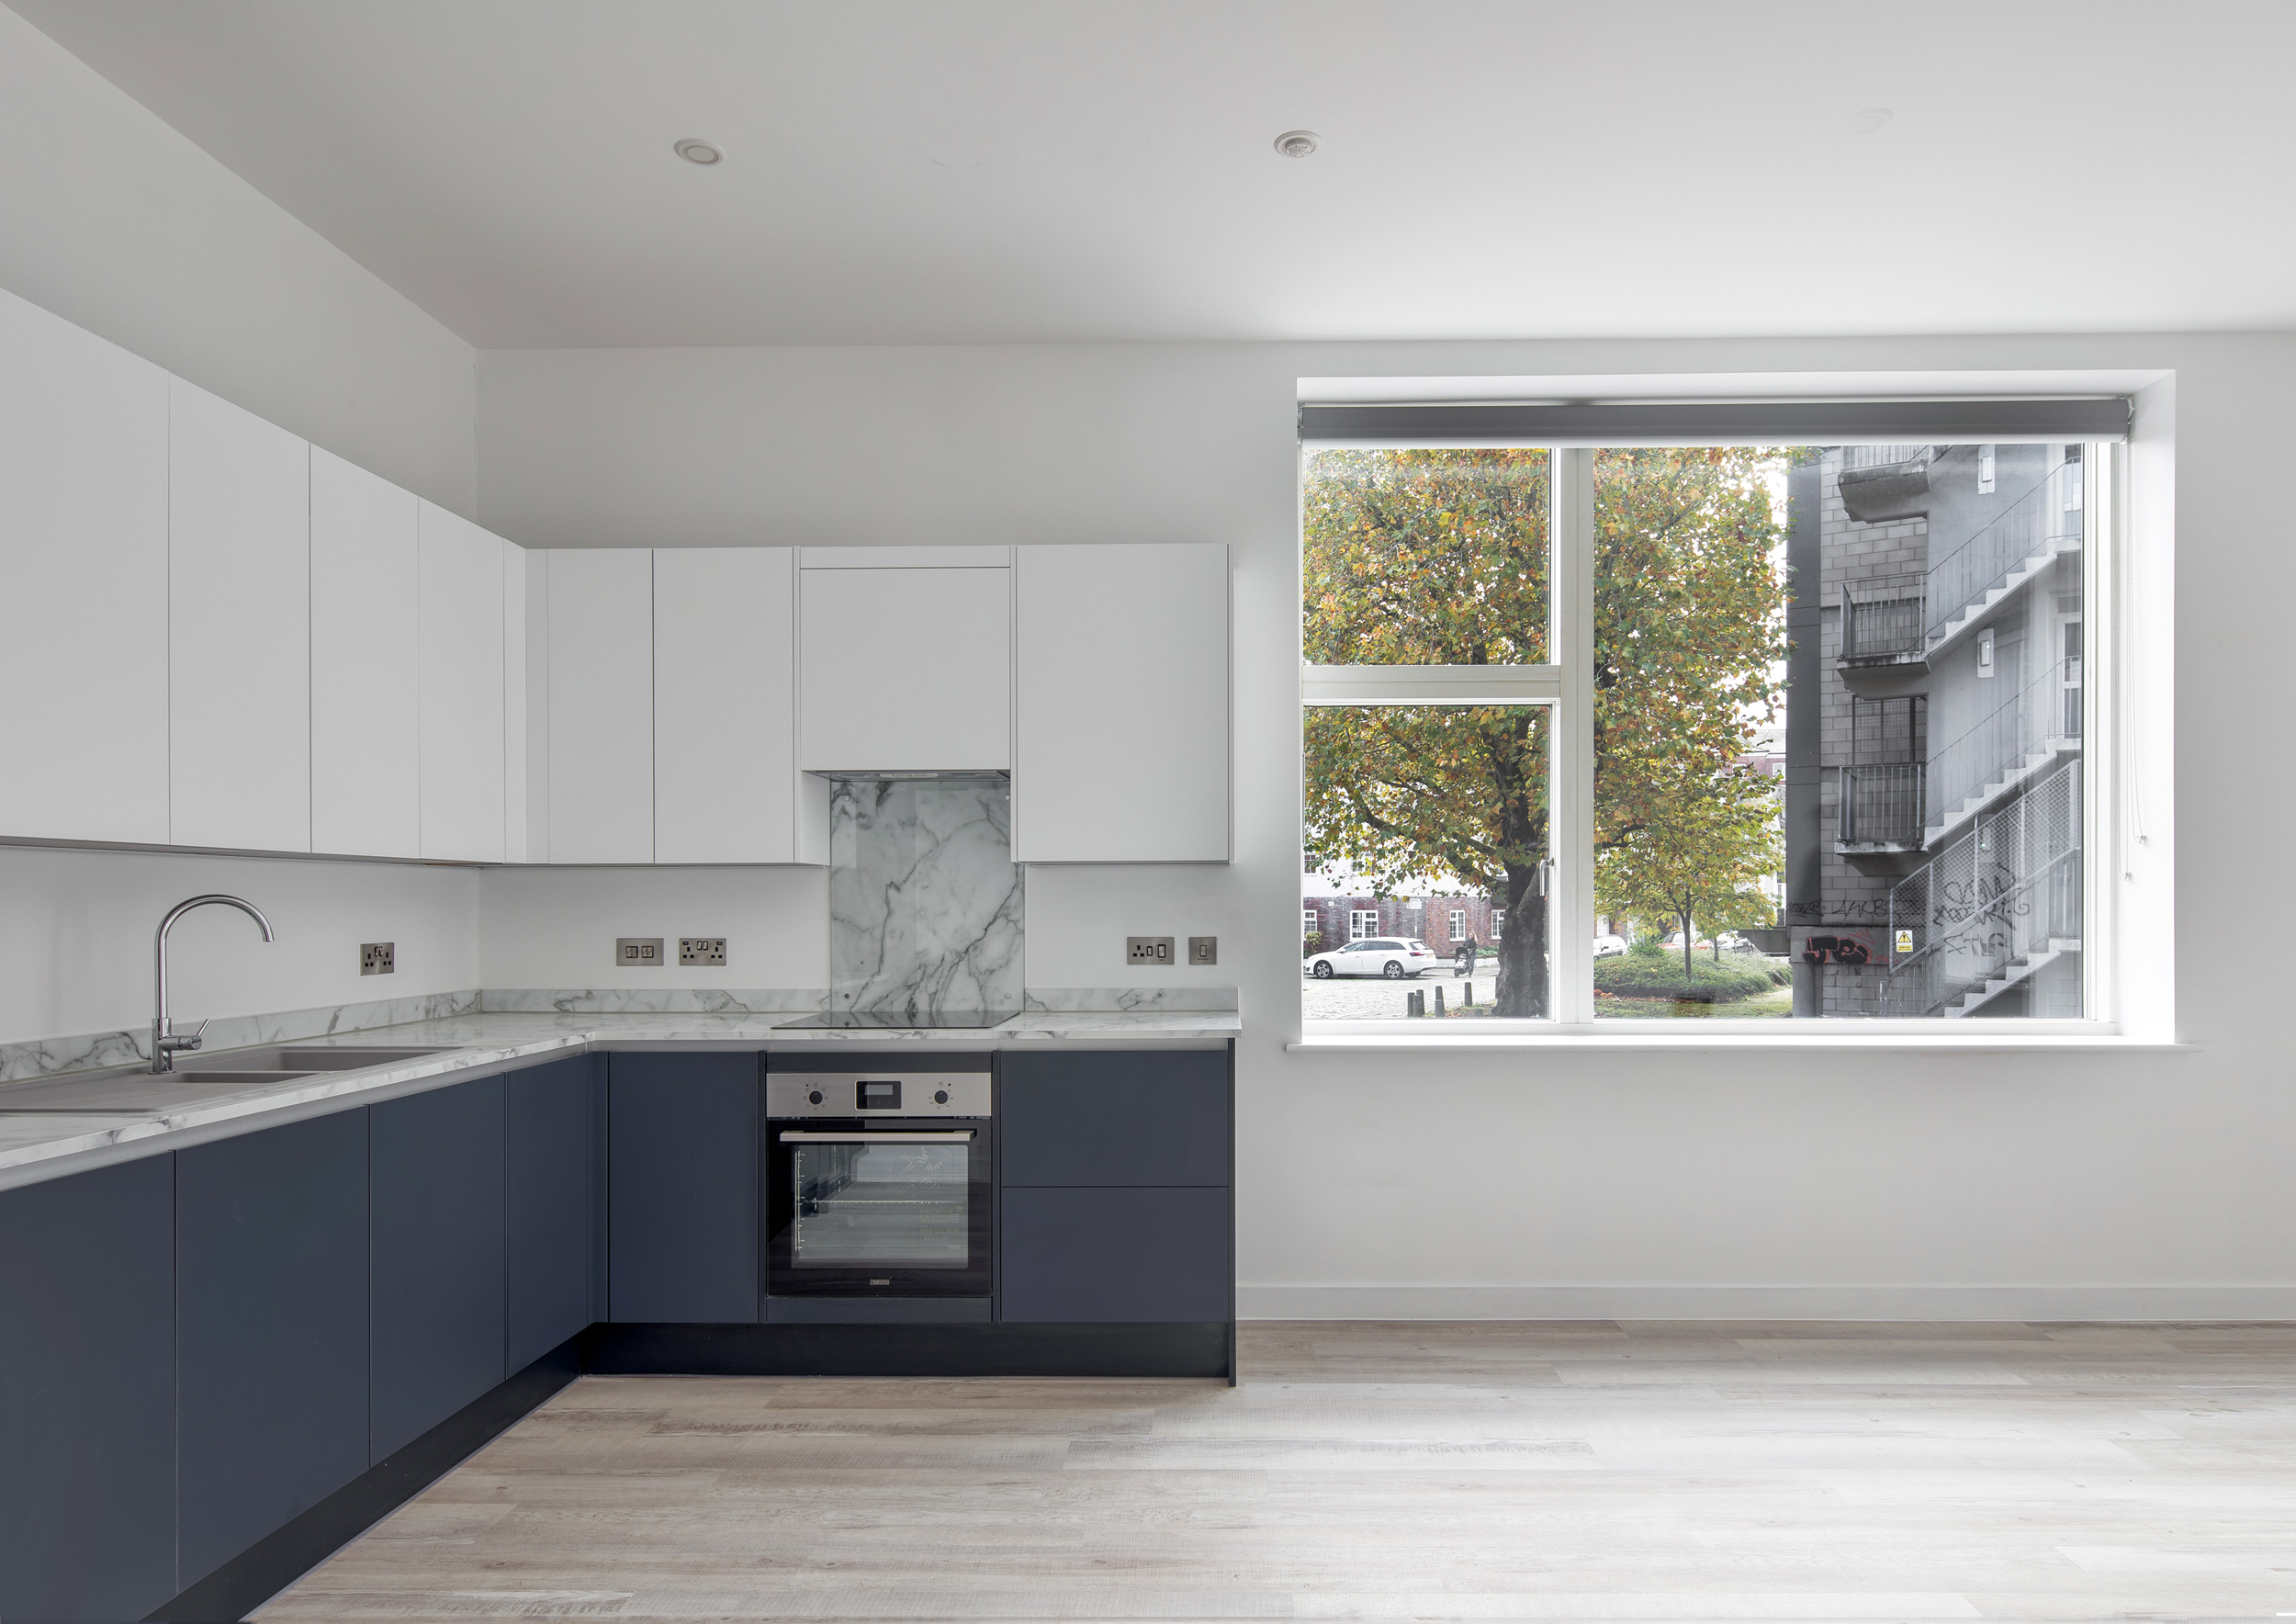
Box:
[1308,938,1439,979]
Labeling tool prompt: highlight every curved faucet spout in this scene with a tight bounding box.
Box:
[152,895,276,1074]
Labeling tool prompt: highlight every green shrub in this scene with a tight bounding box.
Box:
[1594,953,1784,1002]
[1626,934,1668,961]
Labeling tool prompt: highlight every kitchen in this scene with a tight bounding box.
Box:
[0,5,2287,1622]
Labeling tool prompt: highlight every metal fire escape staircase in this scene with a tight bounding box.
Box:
[1881,757,2082,1018]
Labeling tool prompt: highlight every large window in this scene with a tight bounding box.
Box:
[1303,427,2110,1030]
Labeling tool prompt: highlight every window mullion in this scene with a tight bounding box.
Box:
[1552,447,1596,1024]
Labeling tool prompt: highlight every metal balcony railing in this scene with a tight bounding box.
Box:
[1881,758,2082,1017]
[1840,444,1936,473]
[1839,761,1926,846]
[1925,658,2082,829]
[1924,457,2083,645]
[1838,573,1929,662]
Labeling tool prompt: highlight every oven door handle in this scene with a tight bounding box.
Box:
[776,1130,977,1143]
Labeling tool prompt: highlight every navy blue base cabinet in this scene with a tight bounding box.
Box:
[508,1054,601,1370]
[608,1052,761,1323]
[998,1049,1233,1332]
[371,1075,508,1460]
[0,1154,178,1623]
[175,1111,373,1593]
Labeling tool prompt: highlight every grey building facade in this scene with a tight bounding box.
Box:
[1784,443,2086,1018]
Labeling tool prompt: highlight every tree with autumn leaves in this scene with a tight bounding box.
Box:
[1303,446,1787,1016]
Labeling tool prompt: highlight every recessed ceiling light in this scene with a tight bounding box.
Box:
[673,139,724,164]
[1274,130,1320,159]
[1841,107,1893,135]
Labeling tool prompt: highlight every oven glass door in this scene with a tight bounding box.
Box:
[769,1121,990,1297]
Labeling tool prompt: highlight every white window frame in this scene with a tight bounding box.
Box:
[1449,908,1466,940]
[1300,434,2134,1043]
[1303,908,1319,941]
[1350,909,1379,941]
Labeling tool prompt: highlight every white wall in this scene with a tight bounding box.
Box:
[0,4,476,514]
[0,846,477,1046]
[478,333,2296,1318]
[478,865,827,993]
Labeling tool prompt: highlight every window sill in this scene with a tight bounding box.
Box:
[1290,1025,2192,1053]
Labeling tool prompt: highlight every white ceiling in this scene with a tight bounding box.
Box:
[15,0,2295,348]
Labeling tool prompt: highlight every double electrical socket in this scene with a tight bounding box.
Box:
[359,942,395,976]
[1127,936,1216,966]
[613,937,728,967]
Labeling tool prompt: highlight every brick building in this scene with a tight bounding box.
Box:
[1301,892,1503,957]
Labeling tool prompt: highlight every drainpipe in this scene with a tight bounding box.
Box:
[1784,454,1825,1018]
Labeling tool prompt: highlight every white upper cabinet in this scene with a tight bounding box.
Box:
[310,447,421,858]
[655,547,802,863]
[0,288,170,845]
[169,378,310,853]
[799,549,1011,773]
[546,547,654,863]
[1013,543,1230,863]
[502,537,531,863]
[417,502,506,863]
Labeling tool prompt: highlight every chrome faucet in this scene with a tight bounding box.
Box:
[152,895,276,1074]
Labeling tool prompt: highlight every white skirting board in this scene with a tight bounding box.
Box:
[1239,1283,2296,1322]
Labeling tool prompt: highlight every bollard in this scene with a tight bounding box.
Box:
[1463,980,1474,1006]
[1407,989,1424,1017]
[1434,986,1446,1016]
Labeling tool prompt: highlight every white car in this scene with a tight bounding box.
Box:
[1593,933,1628,958]
[1308,938,1438,979]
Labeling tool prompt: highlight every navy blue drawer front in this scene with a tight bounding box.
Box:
[370,1076,508,1461]
[609,1052,761,1323]
[176,1110,372,1591]
[0,1155,178,1623]
[507,1055,600,1370]
[1000,1051,1231,1188]
[1000,1186,1230,1323]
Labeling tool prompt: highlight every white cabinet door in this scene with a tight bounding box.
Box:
[310,447,420,857]
[1013,543,1229,862]
[169,378,310,852]
[799,563,1010,773]
[655,547,798,863]
[501,537,531,863]
[0,288,170,845]
[546,547,654,863]
[417,502,505,862]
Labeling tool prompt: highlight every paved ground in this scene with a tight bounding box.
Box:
[1302,967,1495,1020]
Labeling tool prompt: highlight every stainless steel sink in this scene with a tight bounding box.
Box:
[0,1071,319,1112]
[178,1044,454,1073]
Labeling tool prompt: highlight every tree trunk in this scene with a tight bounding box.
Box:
[1492,862,1549,1018]
[1680,911,1694,985]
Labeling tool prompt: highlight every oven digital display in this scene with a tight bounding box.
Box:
[856,1079,902,1111]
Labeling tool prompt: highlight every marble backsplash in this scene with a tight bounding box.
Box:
[827,775,1024,1021]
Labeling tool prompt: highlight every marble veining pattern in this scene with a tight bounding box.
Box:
[481,988,828,1015]
[0,988,480,1086]
[828,776,1023,1021]
[1024,987,1239,1012]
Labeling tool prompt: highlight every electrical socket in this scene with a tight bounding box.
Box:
[1188,936,1217,966]
[615,937,665,967]
[359,942,395,976]
[1127,936,1176,966]
[680,937,727,966]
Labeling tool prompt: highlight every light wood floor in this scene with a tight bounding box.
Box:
[258,1321,2296,1621]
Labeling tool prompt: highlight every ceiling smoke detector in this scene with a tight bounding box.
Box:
[1273,130,1320,159]
[673,139,724,164]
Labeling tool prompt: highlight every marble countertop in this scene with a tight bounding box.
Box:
[0,1008,1238,1185]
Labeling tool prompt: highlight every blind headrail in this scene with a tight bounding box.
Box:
[1297,397,2130,446]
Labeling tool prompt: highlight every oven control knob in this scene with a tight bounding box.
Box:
[806,1089,823,1106]
[933,1088,949,1105]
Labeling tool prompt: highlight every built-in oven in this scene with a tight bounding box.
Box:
[764,1066,992,1306]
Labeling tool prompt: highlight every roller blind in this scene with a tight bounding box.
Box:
[1296,397,2130,446]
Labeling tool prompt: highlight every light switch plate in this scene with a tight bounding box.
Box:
[1127,936,1176,966]
[359,942,394,976]
[680,937,727,966]
[1188,936,1217,966]
[615,937,665,967]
